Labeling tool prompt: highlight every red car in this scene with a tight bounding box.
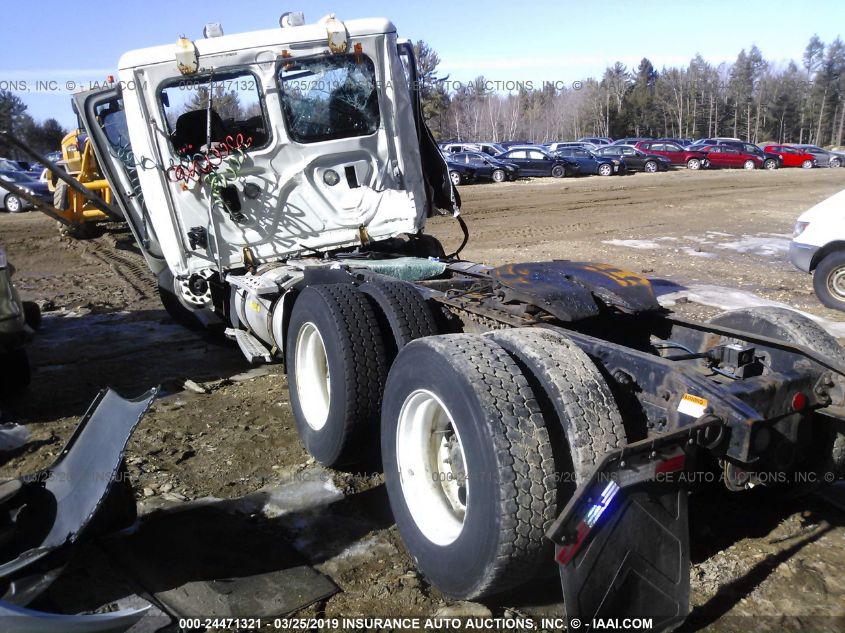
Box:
[634,140,709,170]
[763,145,817,168]
[695,144,765,169]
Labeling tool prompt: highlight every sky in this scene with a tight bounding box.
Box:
[2,0,844,129]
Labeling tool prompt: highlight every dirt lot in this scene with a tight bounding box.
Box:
[2,168,845,631]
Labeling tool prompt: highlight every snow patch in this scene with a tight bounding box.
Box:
[602,239,661,250]
[715,235,790,257]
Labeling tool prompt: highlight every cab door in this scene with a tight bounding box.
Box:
[73,88,166,275]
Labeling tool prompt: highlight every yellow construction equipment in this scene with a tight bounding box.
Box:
[48,128,114,237]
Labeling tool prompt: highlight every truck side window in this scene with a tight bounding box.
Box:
[278,54,380,143]
[160,71,269,156]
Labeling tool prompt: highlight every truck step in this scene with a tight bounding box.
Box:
[227,274,280,296]
[225,328,273,364]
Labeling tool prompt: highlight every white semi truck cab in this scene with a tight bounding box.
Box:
[76,13,454,339]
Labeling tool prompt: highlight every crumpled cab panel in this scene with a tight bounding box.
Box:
[115,18,427,278]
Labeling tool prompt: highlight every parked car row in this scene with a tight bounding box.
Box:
[439,137,844,185]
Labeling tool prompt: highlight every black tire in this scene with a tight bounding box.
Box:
[598,163,613,176]
[488,328,627,487]
[551,165,566,178]
[157,272,204,331]
[813,251,845,312]
[4,194,23,213]
[449,171,463,186]
[708,307,845,475]
[22,301,41,330]
[0,348,31,397]
[644,160,658,173]
[492,169,506,183]
[764,159,778,170]
[287,284,387,467]
[381,334,556,599]
[686,158,701,170]
[53,181,69,210]
[359,280,438,363]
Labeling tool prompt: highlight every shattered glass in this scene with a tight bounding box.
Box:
[278,54,380,143]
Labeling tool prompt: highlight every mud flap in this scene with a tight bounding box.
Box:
[558,482,690,631]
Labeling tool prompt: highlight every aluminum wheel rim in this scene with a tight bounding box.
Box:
[295,322,331,430]
[599,164,612,176]
[744,160,755,170]
[828,267,845,301]
[645,162,657,172]
[396,389,468,546]
[450,172,461,186]
[688,160,700,170]
[5,196,20,212]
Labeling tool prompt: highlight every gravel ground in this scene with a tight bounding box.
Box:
[1,167,845,631]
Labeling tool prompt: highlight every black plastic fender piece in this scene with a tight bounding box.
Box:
[490,262,601,321]
[490,261,662,319]
[558,483,690,632]
[0,388,156,592]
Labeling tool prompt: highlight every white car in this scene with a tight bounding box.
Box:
[791,189,845,310]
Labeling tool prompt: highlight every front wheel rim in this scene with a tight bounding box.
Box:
[295,322,331,430]
[396,389,468,546]
[803,161,813,169]
[599,165,611,175]
[493,170,505,182]
[765,160,776,170]
[688,159,700,169]
[645,162,656,172]
[744,160,755,170]
[828,267,845,301]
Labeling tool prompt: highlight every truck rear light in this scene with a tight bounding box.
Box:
[554,448,687,566]
[556,480,620,566]
[655,453,686,474]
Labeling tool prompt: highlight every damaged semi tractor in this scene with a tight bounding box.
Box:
[75,12,845,629]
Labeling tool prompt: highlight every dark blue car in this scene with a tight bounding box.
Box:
[552,147,625,176]
[494,147,578,178]
[447,152,520,183]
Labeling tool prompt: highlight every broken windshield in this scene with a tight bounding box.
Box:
[278,54,380,143]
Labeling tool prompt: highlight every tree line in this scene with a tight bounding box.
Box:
[416,35,845,146]
[0,90,67,159]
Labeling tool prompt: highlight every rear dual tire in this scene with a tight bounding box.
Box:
[287,282,436,467]
[382,328,625,599]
